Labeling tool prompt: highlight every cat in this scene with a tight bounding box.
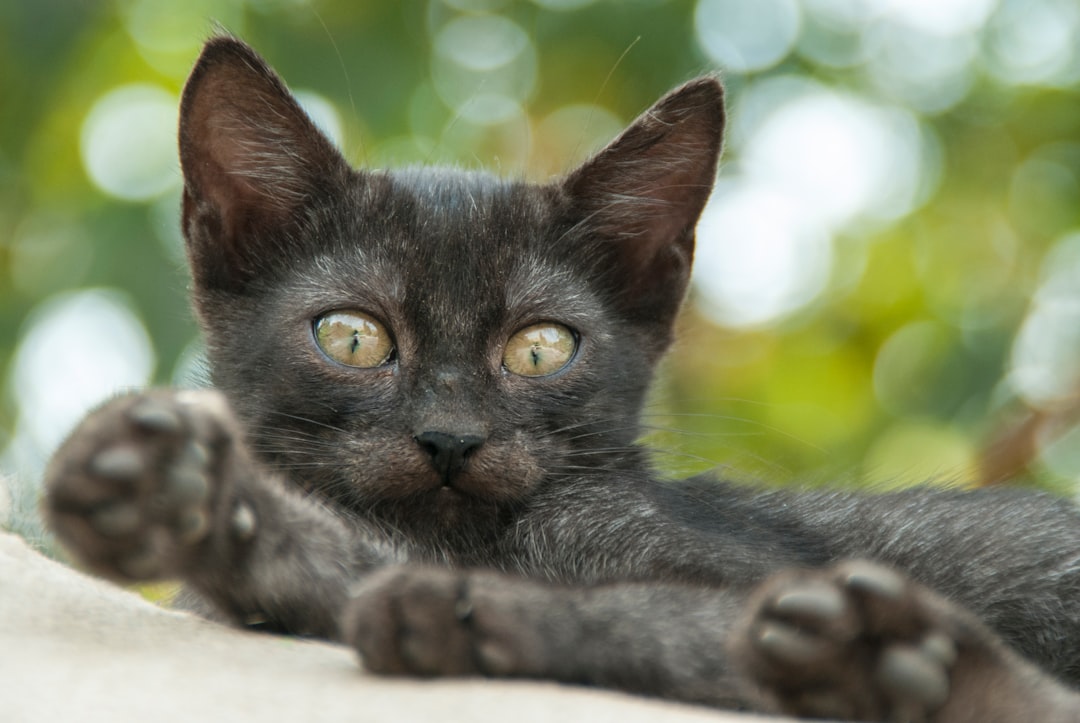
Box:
[43,36,1080,721]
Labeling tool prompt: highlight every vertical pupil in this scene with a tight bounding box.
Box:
[350,330,360,354]
[530,345,541,366]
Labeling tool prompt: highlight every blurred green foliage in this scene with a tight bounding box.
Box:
[3,0,1080,519]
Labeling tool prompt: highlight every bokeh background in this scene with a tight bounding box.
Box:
[4,0,1080,542]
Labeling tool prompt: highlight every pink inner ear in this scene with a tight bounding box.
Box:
[200,108,313,224]
[179,38,346,240]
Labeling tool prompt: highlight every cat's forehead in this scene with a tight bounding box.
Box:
[385,166,509,207]
[293,166,599,323]
[356,167,559,267]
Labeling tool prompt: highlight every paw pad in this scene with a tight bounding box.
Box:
[739,562,959,722]
[771,583,847,621]
[842,561,905,600]
[876,645,949,709]
[163,442,211,506]
[45,391,233,583]
[89,502,141,537]
[128,398,182,433]
[89,446,145,481]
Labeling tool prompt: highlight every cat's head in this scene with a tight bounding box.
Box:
[178,37,723,532]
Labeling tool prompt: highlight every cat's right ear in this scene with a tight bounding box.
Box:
[561,77,724,342]
[179,37,350,292]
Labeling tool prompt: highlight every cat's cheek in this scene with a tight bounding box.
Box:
[338,435,443,498]
[450,435,546,501]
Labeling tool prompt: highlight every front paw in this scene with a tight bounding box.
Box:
[342,566,544,678]
[733,561,958,722]
[44,389,256,582]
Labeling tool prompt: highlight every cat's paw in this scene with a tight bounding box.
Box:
[44,389,255,582]
[342,566,545,678]
[733,561,959,723]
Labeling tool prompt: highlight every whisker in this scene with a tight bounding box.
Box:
[263,410,348,433]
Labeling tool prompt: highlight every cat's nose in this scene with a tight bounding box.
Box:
[415,431,485,486]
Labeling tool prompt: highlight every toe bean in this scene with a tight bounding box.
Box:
[772,584,847,623]
[90,446,145,482]
[876,645,949,709]
[90,502,141,536]
[843,562,905,601]
[127,399,182,434]
[757,622,829,665]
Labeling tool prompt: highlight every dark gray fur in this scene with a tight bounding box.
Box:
[44,38,1080,721]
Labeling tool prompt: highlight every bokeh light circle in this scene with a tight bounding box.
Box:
[695,0,801,73]
[11,289,156,459]
[80,84,179,202]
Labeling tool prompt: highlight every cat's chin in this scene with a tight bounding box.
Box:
[433,486,476,524]
[396,485,512,534]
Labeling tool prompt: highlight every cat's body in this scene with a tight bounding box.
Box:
[44,38,1080,721]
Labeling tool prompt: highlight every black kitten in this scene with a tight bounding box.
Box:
[45,37,1080,721]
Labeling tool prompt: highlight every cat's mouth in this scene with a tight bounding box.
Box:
[437,486,466,506]
[419,485,487,529]
[293,432,547,509]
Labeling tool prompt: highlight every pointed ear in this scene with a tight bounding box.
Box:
[179,37,350,292]
[562,77,724,330]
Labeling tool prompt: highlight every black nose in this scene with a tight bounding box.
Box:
[415,431,485,486]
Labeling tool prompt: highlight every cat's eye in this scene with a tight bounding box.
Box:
[314,311,394,368]
[503,323,577,377]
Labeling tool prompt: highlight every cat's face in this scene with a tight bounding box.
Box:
[178,38,723,530]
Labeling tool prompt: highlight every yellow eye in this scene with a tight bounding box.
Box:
[503,323,577,377]
[314,311,394,368]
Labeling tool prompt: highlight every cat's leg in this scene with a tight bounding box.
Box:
[45,389,395,637]
[342,563,1080,717]
[731,560,1080,722]
[341,565,754,706]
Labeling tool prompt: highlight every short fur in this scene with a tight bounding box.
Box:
[45,38,1080,721]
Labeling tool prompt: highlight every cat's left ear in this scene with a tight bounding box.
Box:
[562,77,724,328]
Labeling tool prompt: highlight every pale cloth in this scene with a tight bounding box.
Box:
[0,531,792,723]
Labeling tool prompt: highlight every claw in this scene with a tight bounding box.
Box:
[230,502,256,540]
